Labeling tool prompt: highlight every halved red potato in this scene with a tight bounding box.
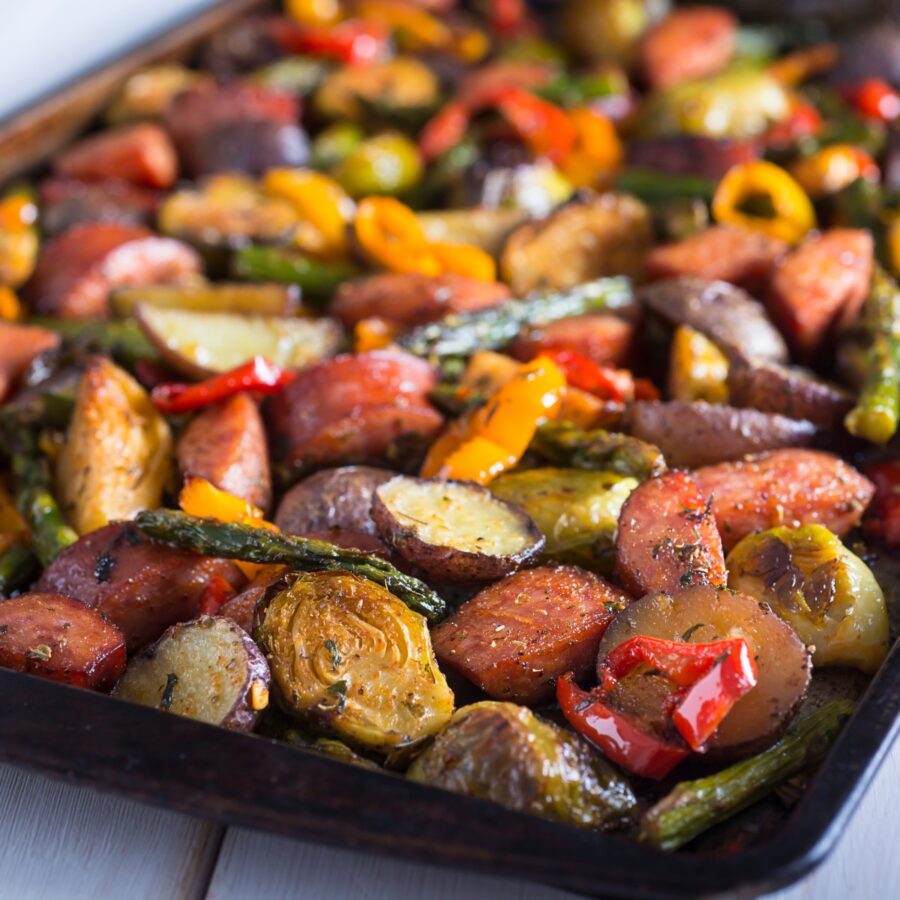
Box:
[136,305,343,379]
[25,222,201,319]
[372,476,544,582]
[624,401,817,468]
[766,229,873,359]
[53,123,178,189]
[508,313,635,368]
[177,393,272,511]
[639,7,737,89]
[0,593,126,692]
[114,616,271,731]
[645,226,786,290]
[274,466,394,536]
[432,565,631,704]
[596,584,811,758]
[693,449,875,552]
[331,273,510,329]
[266,351,444,469]
[615,470,726,597]
[0,321,60,402]
[36,522,246,652]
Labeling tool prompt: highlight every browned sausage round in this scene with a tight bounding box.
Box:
[36,523,246,652]
[431,565,630,705]
[39,178,161,237]
[331,273,510,329]
[266,351,444,469]
[0,593,126,691]
[508,313,635,367]
[766,229,874,359]
[25,222,202,319]
[646,226,786,290]
[693,449,875,551]
[177,393,272,511]
[615,470,726,597]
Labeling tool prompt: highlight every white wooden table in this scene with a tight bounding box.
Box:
[1,735,897,900]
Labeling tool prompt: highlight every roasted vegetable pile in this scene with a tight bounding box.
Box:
[3,0,900,853]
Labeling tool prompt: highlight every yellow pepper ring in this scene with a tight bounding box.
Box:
[712,160,816,245]
[428,241,497,282]
[354,197,442,276]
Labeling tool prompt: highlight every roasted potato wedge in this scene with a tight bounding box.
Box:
[135,305,342,379]
[372,476,544,583]
[417,208,530,257]
[0,593,126,691]
[256,571,454,752]
[177,394,271,511]
[112,281,299,317]
[57,356,172,535]
[491,468,637,571]
[597,584,811,758]
[624,401,817,468]
[500,192,653,295]
[274,466,394,536]
[114,616,271,730]
[409,702,636,829]
[727,525,889,673]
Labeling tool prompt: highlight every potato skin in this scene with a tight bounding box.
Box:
[25,222,201,319]
[727,356,853,429]
[36,522,246,652]
[372,477,545,583]
[639,277,789,363]
[177,393,271,512]
[0,321,60,403]
[693,449,875,552]
[274,466,394,536]
[332,273,510,329]
[57,356,173,535]
[624,401,817,468]
[114,616,271,731]
[500,192,653,295]
[508,313,635,368]
[266,351,443,469]
[615,470,726,597]
[431,565,630,704]
[0,593,126,692]
[597,585,811,758]
[219,565,290,634]
[646,226,786,291]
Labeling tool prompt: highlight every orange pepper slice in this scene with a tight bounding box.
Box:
[353,316,398,351]
[790,145,879,198]
[285,0,342,27]
[560,107,624,189]
[437,435,519,484]
[428,241,497,282]
[354,197,442,275]
[355,1,451,51]
[0,286,22,321]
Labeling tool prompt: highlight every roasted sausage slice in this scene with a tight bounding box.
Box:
[431,565,630,704]
[0,593,126,691]
[331,273,510,329]
[177,393,272,512]
[25,222,201,319]
[39,177,160,237]
[766,229,874,359]
[0,321,60,402]
[624,401,817,468]
[36,523,245,652]
[615,470,726,597]
[646,226,786,290]
[53,123,178,189]
[266,351,443,469]
[508,313,635,367]
[694,449,875,551]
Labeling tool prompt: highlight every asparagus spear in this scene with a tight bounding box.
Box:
[532,422,667,480]
[232,245,361,299]
[29,317,158,368]
[639,700,854,851]
[844,265,900,444]
[135,510,446,624]
[0,544,39,597]
[397,278,634,358]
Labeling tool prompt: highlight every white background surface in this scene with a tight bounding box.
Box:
[0,2,897,898]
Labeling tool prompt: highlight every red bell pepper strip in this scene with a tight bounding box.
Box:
[604,635,758,752]
[845,79,900,123]
[198,574,238,618]
[488,0,537,40]
[273,18,390,66]
[542,350,634,402]
[762,100,822,148]
[863,461,900,547]
[633,378,661,401]
[419,101,471,163]
[151,357,295,414]
[557,673,690,780]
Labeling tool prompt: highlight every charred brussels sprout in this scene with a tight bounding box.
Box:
[334,133,423,198]
[256,571,454,752]
[727,525,889,673]
[408,701,636,829]
[562,0,669,67]
[491,468,637,571]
